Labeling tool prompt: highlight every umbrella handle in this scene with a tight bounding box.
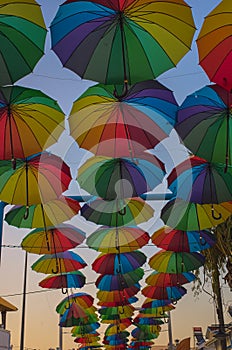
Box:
[118,207,126,215]
[172,300,177,305]
[211,206,222,220]
[52,265,59,274]
[11,158,16,170]
[23,206,29,220]
[62,288,68,295]
[199,235,206,246]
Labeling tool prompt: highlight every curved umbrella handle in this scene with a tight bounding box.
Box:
[172,300,177,305]
[118,207,126,216]
[23,206,29,220]
[199,235,207,246]
[52,264,59,274]
[211,206,222,220]
[62,288,68,295]
[118,306,125,315]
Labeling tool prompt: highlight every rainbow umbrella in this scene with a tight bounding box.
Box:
[145,271,196,287]
[50,0,196,85]
[71,323,100,336]
[21,224,86,254]
[59,302,98,327]
[160,197,232,230]
[149,250,205,273]
[167,155,232,203]
[151,226,215,252]
[105,322,132,336]
[96,268,144,291]
[99,305,135,318]
[81,197,154,227]
[97,284,141,303]
[4,196,81,229]
[0,1,47,85]
[86,226,150,253]
[142,299,174,309]
[97,296,138,308]
[142,285,187,300]
[31,251,87,275]
[131,327,158,341]
[92,251,146,274]
[77,154,165,200]
[133,317,164,326]
[38,271,86,290]
[175,85,232,169]
[56,292,94,315]
[0,86,64,163]
[68,80,178,157]
[196,0,232,92]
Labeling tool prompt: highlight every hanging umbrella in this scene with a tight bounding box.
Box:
[0,153,71,211]
[151,225,216,252]
[97,296,138,308]
[31,251,87,274]
[81,197,154,227]
[175,85,232,169]
[21,224,86,254]
[105,322,132,336]
[50,0,196,85]
[4,196,81,229]
[138,305,174,316]
[142,299,174,309]
[92,251,146,274]
[77,154,165,200]
[0,1,47,85]
[196,0,232,92]
[96,268,144,291]
[56,292,94,315]
[131,327,158,341]
[145,271,196,287]
[160,197,232,230]
[38,271,86,290]
[142,284,187,300]
[133,317,164,326]
[59,302,98,327]
[0,86,65,164]
[99,305,134,317]
[97,284,141,303]
[167,155,232,204]
[69,80,178,157]
[86,226,150,253]
[71,323,100,336]
[149,250,205,273]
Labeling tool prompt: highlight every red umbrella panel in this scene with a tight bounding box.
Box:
[38,271,86,291]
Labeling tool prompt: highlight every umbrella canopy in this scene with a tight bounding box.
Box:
[145,271,196,287]
[0,152,71,208]
[97,285,141,303]
[175,85,232,168]
[105,322,132,336]
[97,296,138,308]
[56,292,94,315]
[77,154,165,200]
[69,80,178,157]
[131,327,158,341]
[142,284,187,300]
[92,251,146,274]
[133,317,164,326]
[0,85,65,162]
[167,155,232,204]
[86,226,150,253]
[38,271,86,289]
[21,224,86,254]
[50,0,196,85]
[71,323,100,336]
[99,305,134,317]
[151,226,216,252]
[81,197,154,227]
[0,1,47,85]
[4,196,81,229]
[31,251,87,274]
[160,198,232,230]
[96,268,144,291]
[59,302,98,327]
[196,0,232,92]
[149,250,205,273]
[142,299,174,309]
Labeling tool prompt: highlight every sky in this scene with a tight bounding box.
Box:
[0,1,232,350]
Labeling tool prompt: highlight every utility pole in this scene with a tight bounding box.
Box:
[20,251,28,350]
[168,311,175,350]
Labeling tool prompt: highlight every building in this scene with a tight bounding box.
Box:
[0,297,18,350]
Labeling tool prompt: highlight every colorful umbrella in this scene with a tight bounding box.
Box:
[142,284,187,300]
[38,271,86,290]
[71,323,100,336]
[105,322,132,336]
[175,85,232,169]
[97,296,138,308]
[21,224,86,254]
[167,155,232,204]
[81,197,154,226]
[56,292,94,315]
[149,250,205,273]
[133,317,164,326]
[131,327,158,341]
[160,198,232,230]
[97,285,141,303]
[145,271,196,287]
[0,1,47,85]
[86,226,149,253]
[50,0,195,85]
[196,0,232,92]
[0,153,71,209]
[4,196,81,229]
[0,86,65,163]
[99,305,134,317]
[151,226,216,252]
[142,299,174,309]
[69,80,178,157]
[96,268,144,291]
[92,251,146,274]
[77,154,165,200]
[59,303,98,327]
[31,251,87,274]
